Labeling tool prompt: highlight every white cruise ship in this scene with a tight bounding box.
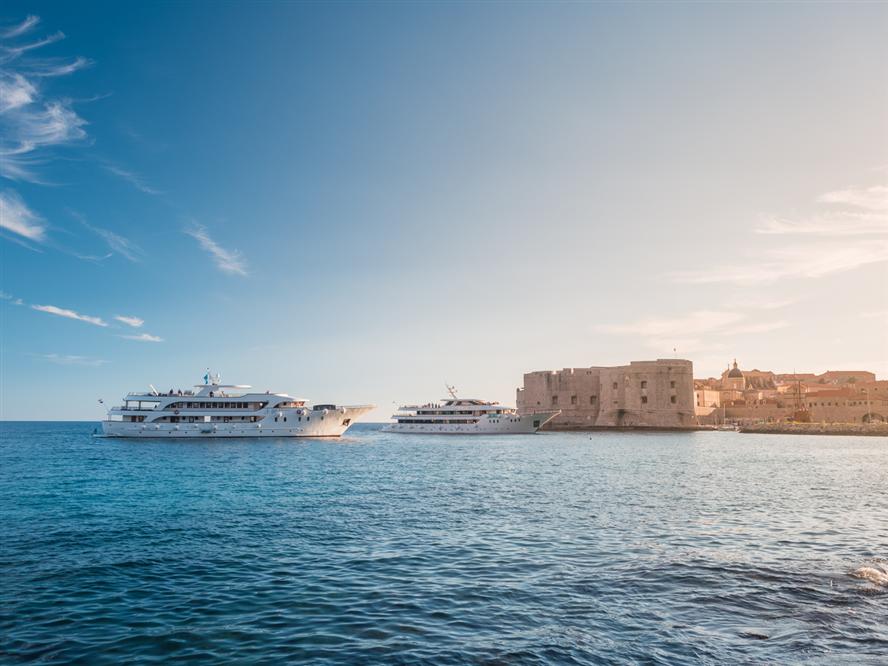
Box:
[383,386,559,435]
[100,374,374,438]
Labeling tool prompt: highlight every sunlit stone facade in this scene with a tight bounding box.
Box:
[517,359,697,429]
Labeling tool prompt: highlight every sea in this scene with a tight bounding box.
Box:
[1,422,886,664]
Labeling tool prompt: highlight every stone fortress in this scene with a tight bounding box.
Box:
[517,359,697,429]
[516,357,886,430]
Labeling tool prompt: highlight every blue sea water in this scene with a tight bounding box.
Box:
[1,422,886,664]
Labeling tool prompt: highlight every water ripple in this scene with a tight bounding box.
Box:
[1,423,886,664]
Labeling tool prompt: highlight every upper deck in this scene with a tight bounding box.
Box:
[394,398,517,417]
[114,377,308,413]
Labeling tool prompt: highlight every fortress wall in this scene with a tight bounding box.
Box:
[518,359,698,429]
[516,368,602,426]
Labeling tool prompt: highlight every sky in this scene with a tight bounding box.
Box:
[1,1,887,421]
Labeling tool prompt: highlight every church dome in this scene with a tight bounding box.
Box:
[727,360,743,378]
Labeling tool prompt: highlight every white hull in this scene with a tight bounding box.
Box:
[101,405,373,438]
[383,411,556,435]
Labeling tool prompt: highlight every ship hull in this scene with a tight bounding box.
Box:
[382,411,557,435]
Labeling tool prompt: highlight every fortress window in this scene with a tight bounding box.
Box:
[670,381,676,388]
[551,395,558,405]
[613,382,618,390]
[670,396,677,404]
[570,395,577,405]
[590,396,597,404]
[641,381,647,389]
[641,396,648,404]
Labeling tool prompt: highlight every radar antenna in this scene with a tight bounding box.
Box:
[445,383,458,399]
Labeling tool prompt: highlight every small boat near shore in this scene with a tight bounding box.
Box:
[100,373,373,438]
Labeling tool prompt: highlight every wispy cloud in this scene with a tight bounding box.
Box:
[0,73,35,112]
[595,309,788,353]
[103,163,161,195]
[4,31,65,58]
[74,212,143,262]
[0,16,88,184]
[818,185,888,212]
[114,314,144,328]
[755,212,887,237]
[1,15,40,40]
[31,303,107,326]
[185,223,248,276]
[673,240,888,285]
[595,310,745,337]
[72,251,112,263]
[34,352,108,366]
[0,289,24,305]
[27,56,90,78]
[674,182,888,285]
[0,189,45,241]
[120,332,163,342]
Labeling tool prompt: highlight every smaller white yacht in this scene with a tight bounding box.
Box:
[383,385,559,435]
[101,373,374,438]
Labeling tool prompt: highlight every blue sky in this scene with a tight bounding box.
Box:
[1,2,887,420]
